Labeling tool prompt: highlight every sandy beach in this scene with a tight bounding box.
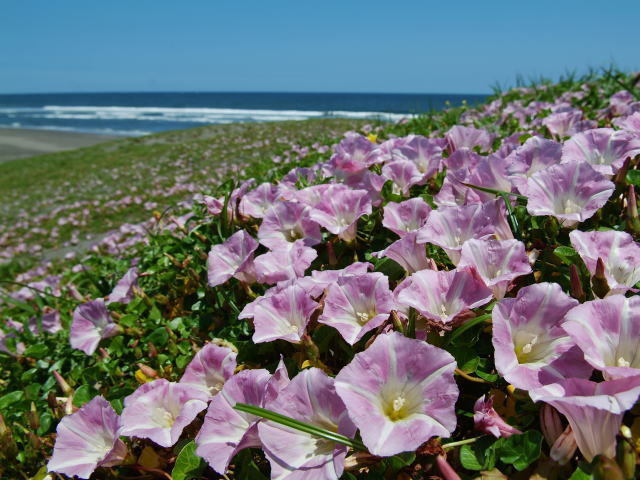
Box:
[0,128,120,163]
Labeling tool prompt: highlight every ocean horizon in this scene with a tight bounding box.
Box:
[0,91,488,137]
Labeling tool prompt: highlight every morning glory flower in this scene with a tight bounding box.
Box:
[120,379,209,448]
[561,128,640,176]
[458,238,532,299]
[373,232,433,274]
[239,182,282,219]
[254,240,318,284]
[473,395,521,438]
[48,396,127,479]
[179,342,238,396]
[106,267,138,304]
[445,125,494,153]
[381,160,425,196]
[530,377,640,461]
[524,161,614,227]
[70,299,121,355]
[309,187,372,242]
[392,134,446,180]
[207,229,259,287]
[318,272,394,345]
[259,368,357,480]
[505,136,562,193]
[382,198,432,237]
[251,283,319,343]
[329,132,377,174]
[335,331,458,456]
[563,295,640,380]
[492,283,592,391]
[395,267,493,325]
[258,201,322,249]
[417,199,513,265]
[569,229,640,296]
[613,111,640,133]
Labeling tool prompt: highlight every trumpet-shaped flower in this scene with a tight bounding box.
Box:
[373,232,432,274]
[120,379,208,448]
[309,188,371,241]
[251,284,319,343]
[196,367,288,475]
[393,135,445,179]
[569,229,640,295]
[381,160,424,196]
[445,125,494,152]
[258,201,322,249]
[254,240,318,284]
[473,395,521,438]
[417,199,513,265]
[202,195,224,216]
[458,238,532,299]
[335,332,458,456]
[505,136,562,192]
[542,109,586,138]
[530,377,640,461]
[563,295,640,379]
[259,368,357,480]
[48,396,127,479]
[70,299,120,355]
[179,343,238,396]
[207,230,259,287]
[329,132,376,174]
[107,267,138,304]
[382,198,431,237]
[240,182,281,219]
[561,128,640,176]
[492,283,591,391]
[433,175,484,207]
[318,272,394,345]
[524,162,614,227]
[395,267,493,325]
[613,111,640,133]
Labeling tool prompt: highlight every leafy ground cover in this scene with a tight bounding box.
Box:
[2,69,640,480]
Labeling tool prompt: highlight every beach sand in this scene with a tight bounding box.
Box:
[0,128,120,163]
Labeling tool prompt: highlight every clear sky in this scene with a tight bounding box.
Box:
[1,0,638,94]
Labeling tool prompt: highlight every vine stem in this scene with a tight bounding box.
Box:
[442,436,483,449]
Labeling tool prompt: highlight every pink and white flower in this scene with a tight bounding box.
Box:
[207,230,259,287]
[258,201,322,249]
[382,198,431,237]
[70,299,120,355]
[179,343,238,396]
[309,188,371,242]
[254,240,318,284]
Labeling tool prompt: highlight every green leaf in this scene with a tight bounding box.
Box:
[147,327,169,346]
[0,390,24,410]
[459,436,496,471]
[495,430,543,471]
[73,385,94,407]
[626,170,640,187]
[171,441,204,480]
[23,344,49,359]
[553,245,579,265]
[569,462,593,479]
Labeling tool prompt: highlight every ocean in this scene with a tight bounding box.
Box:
[0,92,488,137]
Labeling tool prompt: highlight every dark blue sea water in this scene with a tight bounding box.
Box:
[0,92,488,137]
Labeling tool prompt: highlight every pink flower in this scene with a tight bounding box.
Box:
[259,368,356,480]
[492,283,592,391]
[613,111,640,133]
[258,201,322,249]
[48,396,127,479]
[207,230,259,287]
[335,332,458,456]
[569,229,640,295]
[458,238,532,299]
[107,267,138,304]
[505,136,562,193]
[445,125,494,153]
[382,198,431,237]
[202,195,224,215]
[524,162,614,227]
[381,160,424,196]
[373,232,433,274]
[254,240,318,284]
[318,272,394,345]
[239,182,281,219]
[393,135,445,179]
[395,267,493,325]
[309,187,372,242]
[70,299,120,355]
[179,343,237,396]
[329,132,376,174]
[530,377,640,461]
[251,284,319,343]
[563,295,640,380]
[561,128,640,176]
[120,379,208,448]
[473,395,521,438]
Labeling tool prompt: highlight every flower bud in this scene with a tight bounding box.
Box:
[592,257,611,298]
[550,424,577,465]
[569,264,586,302]
[540,404,564,447]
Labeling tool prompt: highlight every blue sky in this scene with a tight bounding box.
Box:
[1,0,639,94]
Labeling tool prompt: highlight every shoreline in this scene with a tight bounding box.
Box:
[0,127,121,163]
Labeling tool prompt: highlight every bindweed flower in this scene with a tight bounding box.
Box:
[335,332,458,456]
[40,306,63,334]
[492,283,592,391]
[373,232,433,274]
[258,201,322,249]
[239,182,281,219]
[202,195,224,215]
[251,284,319,343]
[433,175,484,207]
[569,229,640,295]
[417,199,513,265]
[530,377,640,462]
[473,395,521,438]
[393,134,445,179]
[542,109,587,138]
[563,295,640,379]
[395,267,493,325]
[524,161,614,227]
[458,238,532,299]
[318,272,394,345]
[179,343,237,396]
[309,187,372,242]
[613,111,640,133]
[254,240,318,284]
[70,299,120,355]
[207,229,259,287]
[196,365,289,475]
[48,396,127,479]
[445,125,494,153]
[107,267,138,304]
[561,128,640,176]
[381,160,424,196]
[259,368,356,480]
[505,136,562,193]
[382,198,431,237]
[120,379,208,448]
[329,132,377,174]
